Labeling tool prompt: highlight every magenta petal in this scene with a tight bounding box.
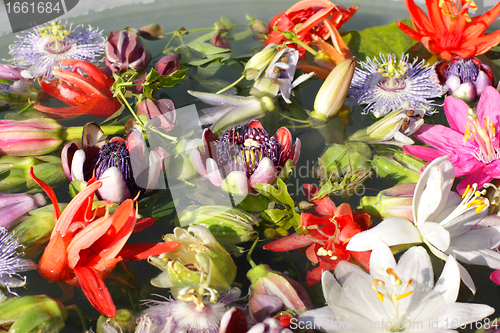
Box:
[484,159,500,178]
[490,269,500,285]
[456,168,492,195]
[413,124,465,152]
[403,145,446,162]
[477,87,500,134]
[443,95,470,134]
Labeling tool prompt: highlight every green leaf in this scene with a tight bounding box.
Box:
[220,15,233,27]
[188,42,231,56]
[253,179,294,208]
[343,19,417,61]
[193,62,223,80]
[190,31,217,44]
[231,29,253,41]
[157,69,188,87]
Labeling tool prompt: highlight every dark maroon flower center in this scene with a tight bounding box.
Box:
[215,124,279,177]
[93,140,139,196]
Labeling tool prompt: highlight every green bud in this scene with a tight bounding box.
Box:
[371,155,420,186]
[316,142,371,178]
[177,205,257,245]
[350,109,406,143]
[359,184,415,221]
[311,58,355,119]
[97,309,135,333]
[244,44,279,80]
[393,151,425,172]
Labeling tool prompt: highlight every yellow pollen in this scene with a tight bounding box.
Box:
[396,291,414,300]
[372,279,385,286]
[462,184,471,198]
[467,199,484,208]
[476,203,488,214]
[386,268,400,282]
[406,278,414,288]
[377,292,384,302]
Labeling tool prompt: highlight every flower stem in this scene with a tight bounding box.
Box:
[247,238,259,268]
[215,75,245,94]
[65,305,87,332]
[62,125,125,141]
[290,36,318,57]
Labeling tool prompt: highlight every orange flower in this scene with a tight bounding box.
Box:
[34,60,120,118]
[264,0,357,56]
[29,168,179,317]
[397,0,500,60]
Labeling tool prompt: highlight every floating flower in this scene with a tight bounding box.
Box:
[30,169,180,316]
[397,0,500,61]
[264,184,372,286]
[403,86,500,193]
[8,20,105,80]
[349,100,426,146]
[265,0,357,56]
[62,122,167,203]
[141,287,242,333]
[0,227,37,296]
[349,53,443,118]
[33,60,120,118]
[190,120,300,197]
[300,242,495,332]
[347,156,500,292]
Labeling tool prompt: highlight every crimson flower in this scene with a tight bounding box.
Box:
[34,60,120,118]
[30,168,179,317]
[263,184,372,286]
[265,0,357,56]
[397,0,500,60]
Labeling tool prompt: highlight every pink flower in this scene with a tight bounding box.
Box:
[403,86,500,193]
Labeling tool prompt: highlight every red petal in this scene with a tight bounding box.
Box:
[247,120,265,131]
[74,266,116,317]
[263,233,314,252]
[133,218,156,233]
[119,241,181,261]
[29,167,61,219]
[61,60,115,92]
[350,250,371,271]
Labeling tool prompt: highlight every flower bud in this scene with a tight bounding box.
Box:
[311,57,355,119]
[155,54,181,76]
[0,118,63,156]
[137,98,177,132]
[247,264,313,323]
[97,309,136,333]
[176,205,257,245]
[0,79,49,109]
[149,225,237,296]
[0,65,23,81]
[451,82,477,103]
[105,29,152,73]
[359,183,415,221]
[0,192,46,229]
[0,295,67,333]
[0,156,66,193]
[138,23,164,40]
[316,142,371,178]
[249,19,269,34]
[211,32,231,49]
[244,44,279,80]
[371,155,420,185]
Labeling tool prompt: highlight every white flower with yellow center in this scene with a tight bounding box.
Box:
[299,242,494,332]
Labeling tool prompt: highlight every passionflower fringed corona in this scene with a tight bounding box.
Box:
[30,169,180,317]
[404,86,500,193]
[397,0,500,61]
[349,53,443,117]
[8,20,105,80]
[0,227,37,296]
[190,120,300,196]
[300,242,494,332]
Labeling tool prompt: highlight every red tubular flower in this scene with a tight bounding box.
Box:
[263,184,372,286]
[29,168,180,317]
[265,0,357,56]
[34,60,120,118]
[397,0,500,60]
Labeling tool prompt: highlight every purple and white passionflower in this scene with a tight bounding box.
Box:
[61,123,167,203]
[8,20,105,80]
[190,120,300,196]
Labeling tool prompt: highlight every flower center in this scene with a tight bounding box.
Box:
[39,21,73,52]
[216,124,279,177]
[463,108,500,164]
[446,58,479,84]
[93,140,138,196]
[439,0,477,22]
[372,268,414,332]
[439,183,488,226]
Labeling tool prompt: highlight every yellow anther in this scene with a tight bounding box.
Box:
[377,292,384,302]
[396,291,414,300]
[330,256,338,261]
[371,279,385,286]
[386,267,400,281]
[406,278,414,288]
[372,285,377,291]
[463,129,471,143]
[327,250,333,257]
[396,279,402,286]
[462,184,472,198]
[476,204,488,214]
[467,199,484,208]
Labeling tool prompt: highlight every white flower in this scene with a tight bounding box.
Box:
[347,156,500,291]
[299,242,494,332]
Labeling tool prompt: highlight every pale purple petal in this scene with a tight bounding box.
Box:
[97,167,132,202]
[249,157,277,186]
